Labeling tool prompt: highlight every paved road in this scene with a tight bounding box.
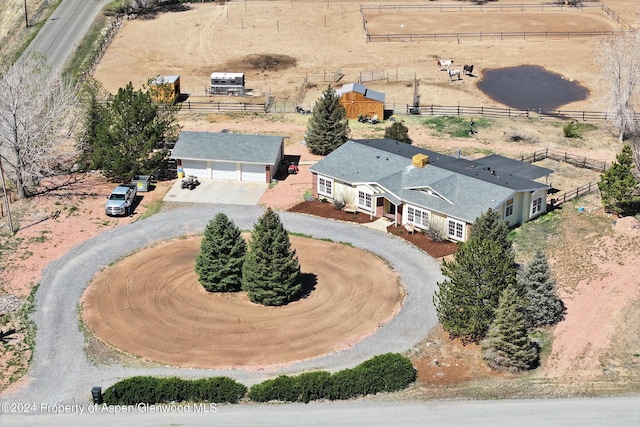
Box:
[2,396,639,426]
[24,0,109,70]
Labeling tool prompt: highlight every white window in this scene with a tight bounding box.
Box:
[358,190,372,210]
[447,218,465,241]
[532,196,543,215]
[406,206,430,228]
[505,198,514,218]
[318,176,333,197]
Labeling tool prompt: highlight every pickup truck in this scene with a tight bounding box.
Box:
[105,184,137,216]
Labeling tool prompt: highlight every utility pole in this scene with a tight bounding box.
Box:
[24,0,29,27]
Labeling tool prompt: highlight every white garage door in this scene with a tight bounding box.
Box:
[212,162,237,180]
[182,160,207,178]
[241,163,266,183]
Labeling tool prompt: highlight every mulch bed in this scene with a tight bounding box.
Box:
[287,201,458,259]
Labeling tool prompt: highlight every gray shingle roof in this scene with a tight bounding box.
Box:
[474,154,553,180]
[310,140,550,223]
[336,83,386,103]
[170,131,283,164]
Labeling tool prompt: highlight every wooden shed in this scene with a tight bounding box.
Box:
[149,75,180,103]
[336,83,385,120]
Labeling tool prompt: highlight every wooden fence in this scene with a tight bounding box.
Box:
[407,104,640,124]
[362,3,635,43]
[368,31,624,43]
[549,182,599,207]
[520,148,609,172]
[360,3,603,13]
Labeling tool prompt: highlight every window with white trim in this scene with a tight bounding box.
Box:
[318,176,333,197]
[531,196,543,215]
[505,198,514,218]
[358,190,372,210]
[447,218,465,241]
[406,206,430,228]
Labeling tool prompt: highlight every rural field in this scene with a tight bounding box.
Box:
[1,0,640,400]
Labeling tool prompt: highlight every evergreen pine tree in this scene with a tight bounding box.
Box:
[305,86,350,155]
[242,208,301,306]
[598,145,640,215]
[469,208,511,253]
[433,208,518,343]
[84,82,179,182]
[433,236,518,343]
[481,285,539,373]
[518,249,566,328]
[195,213,247,292]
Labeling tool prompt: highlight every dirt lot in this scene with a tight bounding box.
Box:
[81,235,403,368]
[93,0,640,113]
[1,0,640,398]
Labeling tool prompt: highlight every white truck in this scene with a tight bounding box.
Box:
[105,184,137,216]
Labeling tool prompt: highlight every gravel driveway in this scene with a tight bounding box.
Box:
[0,203,443,406]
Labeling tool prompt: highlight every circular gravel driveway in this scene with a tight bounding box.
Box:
[1,204,444,405]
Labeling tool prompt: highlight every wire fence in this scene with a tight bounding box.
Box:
[358,69,416,83]
[362,3,635,43]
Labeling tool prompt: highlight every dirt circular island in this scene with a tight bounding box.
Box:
[81,235,404,369]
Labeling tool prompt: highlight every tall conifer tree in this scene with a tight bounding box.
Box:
[195,213,246,292]
[433,208,518,343]
[598,144,640,215]
[305,86,350,155]
[518,249,566,328]
[242,208,301,306]
[481,285,539,373]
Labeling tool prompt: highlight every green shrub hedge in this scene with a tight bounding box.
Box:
[103,376,247,405]
[248,353,416,403]
[101,353,415,405]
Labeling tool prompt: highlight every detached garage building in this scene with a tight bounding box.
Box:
[171,131,284,183]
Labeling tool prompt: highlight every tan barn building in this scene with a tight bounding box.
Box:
[336,83,385,120]
[149,75,180,103]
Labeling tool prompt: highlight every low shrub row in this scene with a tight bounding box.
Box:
[101,353,415,405]
[248,353,416,403]
[103,376,247,405]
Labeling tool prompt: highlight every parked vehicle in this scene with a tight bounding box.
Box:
[105,184,137,216]
[180,175,200,190]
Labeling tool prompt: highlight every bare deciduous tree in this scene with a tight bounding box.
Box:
[596,30,640,142]
[0,52,79,199]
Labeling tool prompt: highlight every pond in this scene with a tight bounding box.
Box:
[476,65,589,111]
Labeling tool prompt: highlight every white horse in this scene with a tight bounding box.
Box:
[448,69,462,81]
[437,59,453,71]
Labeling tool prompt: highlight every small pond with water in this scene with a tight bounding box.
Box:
[476,65,589,111]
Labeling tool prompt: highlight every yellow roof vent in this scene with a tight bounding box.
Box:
[412,154,429,168]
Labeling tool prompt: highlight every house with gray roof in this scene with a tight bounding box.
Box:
[170,131,284,183]
[309,139,552,242]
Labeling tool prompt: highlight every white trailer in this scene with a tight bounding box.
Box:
[210,72,245,96]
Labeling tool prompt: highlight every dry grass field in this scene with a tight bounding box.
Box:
[94,0,640,113]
